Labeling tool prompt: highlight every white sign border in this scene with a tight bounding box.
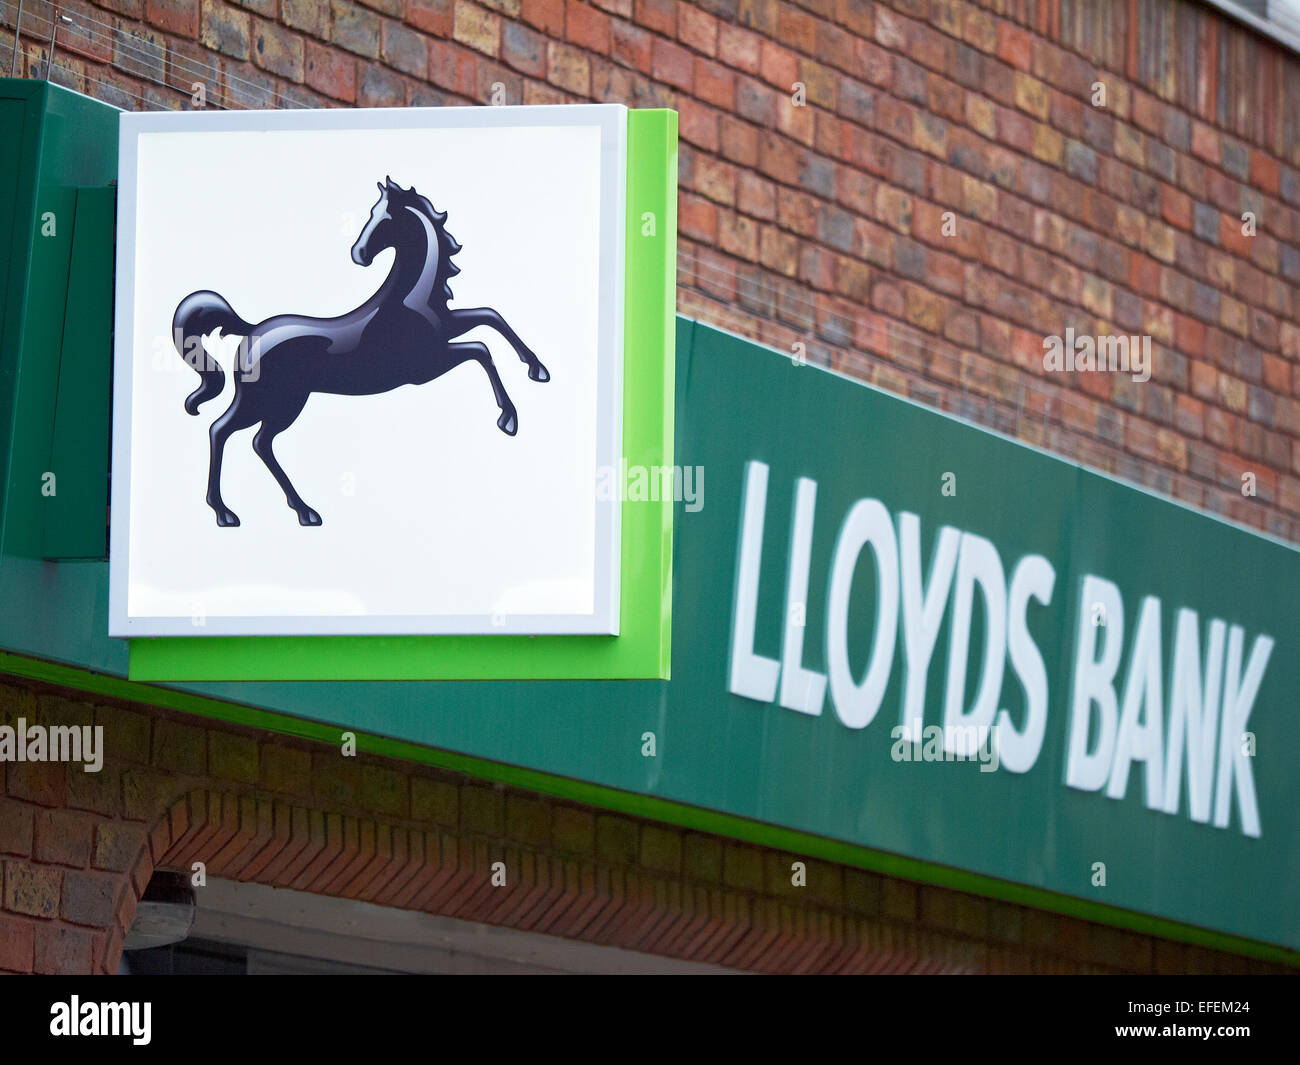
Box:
[109,103,626,638]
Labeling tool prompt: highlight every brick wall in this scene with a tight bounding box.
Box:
[1,677,1289,973]
[2,0,1299,543]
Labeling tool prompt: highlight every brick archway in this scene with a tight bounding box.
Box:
[115,789,968,975]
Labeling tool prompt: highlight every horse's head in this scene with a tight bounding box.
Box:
[350,178,463,301]
[351,178,399,266]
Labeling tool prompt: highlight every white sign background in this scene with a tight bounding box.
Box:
[110,106,625,636]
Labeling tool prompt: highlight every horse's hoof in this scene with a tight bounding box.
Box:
[214,509,240,527]
[297,507,323,526]
[497,408,518,436]
[528,362,550,383]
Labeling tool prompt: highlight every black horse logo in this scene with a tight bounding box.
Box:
[172,176,549,527]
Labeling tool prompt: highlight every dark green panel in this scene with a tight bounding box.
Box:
[4,180,76,555]
[0,84,45,552]
[0,79,118,558]
[44,186,114,558]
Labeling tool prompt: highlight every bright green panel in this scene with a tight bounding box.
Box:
[128,109,678,681]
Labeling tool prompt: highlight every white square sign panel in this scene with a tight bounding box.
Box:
[110,105,626,636]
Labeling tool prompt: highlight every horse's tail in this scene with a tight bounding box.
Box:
[172,290,255,415]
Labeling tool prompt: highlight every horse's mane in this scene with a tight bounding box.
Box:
[386,180,461,303]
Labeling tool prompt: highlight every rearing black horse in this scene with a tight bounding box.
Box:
[172,176,549,527]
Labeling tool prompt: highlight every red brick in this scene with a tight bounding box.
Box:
[147,0,200,37]
[679,193,718,243]
[777,5,818,53]
[1190,120,1219,164]
[5,762,65,808]
[759,39,799,91]
[33,809,94,867]
[694,56,733,108]
[1160,184,1191,230]
[718,22,761,74]
[611,18,651,71]
[0,802,34,856]
[635,0,675,36]
[737,171,775,220]
[1263,353,1290,394]
[1250,151,1280,196]
[1190,360,1218,402]
[408,0,454,36]
[720,116,758,166]
[1219,214,1254,257]
[652,37,692,91]
[305,40,356,101]
[679,98,719,152]
[719,210,759,261]
[1175,314,1206,358]
[0,915,34,972]
[428,39,477,95]
[567,0,610,51]
[678,5,717,56]
[34,923,94,975]
[522,0,565,34]
[996,22,1032,71]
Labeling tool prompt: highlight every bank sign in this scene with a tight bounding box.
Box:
[110,320,1300,953]
[684,323,1295,948]
[109,105,676,679]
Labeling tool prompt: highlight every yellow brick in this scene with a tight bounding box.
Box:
[962,175,997,221]
[1014,72,1050,119]
[547,41,589,95]
[1219,296,1249,337]
[966,95,996,138]
[1031,122,1063,164]
[1144,222,1175,263]
[453,3,500,57]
